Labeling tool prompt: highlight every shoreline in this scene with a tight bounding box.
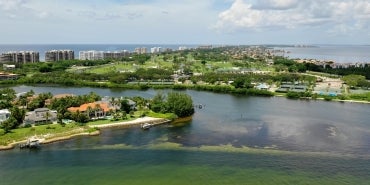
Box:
[3,83,369,104]
[90,116,171,129]
[0,116,171,151]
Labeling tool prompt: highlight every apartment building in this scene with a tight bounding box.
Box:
[134,47,148,54]
[0,51,39,63]
[150,47,162,54]
[45,50,75,62]
[103,50,130,59]
[79,50,104,60]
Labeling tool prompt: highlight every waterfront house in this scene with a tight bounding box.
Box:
[275,83,308,93]
[24,108,57,125]
[67,102,115,120]
[256,83,270,90]
[3,64,16,70]
[0,72,19,80]
[125,99,136,110]
[290,85,307,93]
[100,96,136,111]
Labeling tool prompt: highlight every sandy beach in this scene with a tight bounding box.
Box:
[91,116,170,129]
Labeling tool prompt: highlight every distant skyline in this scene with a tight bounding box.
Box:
[0,0,369,45]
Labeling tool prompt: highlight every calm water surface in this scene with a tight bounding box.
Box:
[1,85,370,185]
[276,45,370,63]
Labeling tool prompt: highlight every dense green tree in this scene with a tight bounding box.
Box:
[120,99,132,114]
[39,63,53,72]
[0,88,16,102]
[27,92,52,111]
[343,75,366,88]
[165,92,194,117]
[10,106,26,125]
[232,77,253,89]
[150,92,166,113]
[72,110,89,124]
[1,117,17,133]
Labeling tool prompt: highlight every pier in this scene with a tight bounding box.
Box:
[19,139,41,149]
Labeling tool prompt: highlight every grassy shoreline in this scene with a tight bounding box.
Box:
[0,116,171,151]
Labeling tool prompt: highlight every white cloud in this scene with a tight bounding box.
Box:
[215,0,370,35]
[0,0,27,11]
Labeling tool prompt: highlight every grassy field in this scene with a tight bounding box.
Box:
[67,54,274,75]
[68,60,175,74]
[0,124,84,146]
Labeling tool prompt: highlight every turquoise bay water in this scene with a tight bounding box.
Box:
[1,86,370,184]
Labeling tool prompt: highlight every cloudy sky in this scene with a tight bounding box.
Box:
[0,0,369,45]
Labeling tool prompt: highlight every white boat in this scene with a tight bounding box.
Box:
[141,123,153,130]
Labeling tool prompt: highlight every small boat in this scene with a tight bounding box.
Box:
[20,139,41,149]
[141,123,153,130]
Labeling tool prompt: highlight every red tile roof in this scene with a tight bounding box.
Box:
[68,102,113,113]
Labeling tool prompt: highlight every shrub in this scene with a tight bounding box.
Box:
[286,91,301,99]
[323,96,334,101]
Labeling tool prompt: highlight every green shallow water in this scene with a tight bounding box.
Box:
[1,147,369,185]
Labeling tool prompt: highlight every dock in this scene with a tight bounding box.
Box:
[19,139,41,149]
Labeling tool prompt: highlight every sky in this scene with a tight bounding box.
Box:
[0,0,369,45]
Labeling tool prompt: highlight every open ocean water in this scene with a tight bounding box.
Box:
[276,45,370,63]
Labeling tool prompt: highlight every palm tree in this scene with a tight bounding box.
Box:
[109,97,119,112]
[44,111,51,124]
[95,104,102,118]
[86,106,93,120]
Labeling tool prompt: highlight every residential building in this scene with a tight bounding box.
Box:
[134,47,148,54]
[67,102,116,119]
[178,46,188,51]
[45,50,75,62]
[0,72,19,80]
[125,99,137,110]
[150,47,162,54]
[198,45,213,49]
[0,51,39,63]
[101,96,136,110]
[162,48,173,52]
[79,50,104,60]
[3,64,16,70]
[255,83,270,90]
[24,108,57,125]
[0,109,11,123]
[103,50,130,59]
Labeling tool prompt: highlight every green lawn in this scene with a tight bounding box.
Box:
[73,60,175,74]
[146,111,177,120]
[67,56,274,75]
[0,124,83,146]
